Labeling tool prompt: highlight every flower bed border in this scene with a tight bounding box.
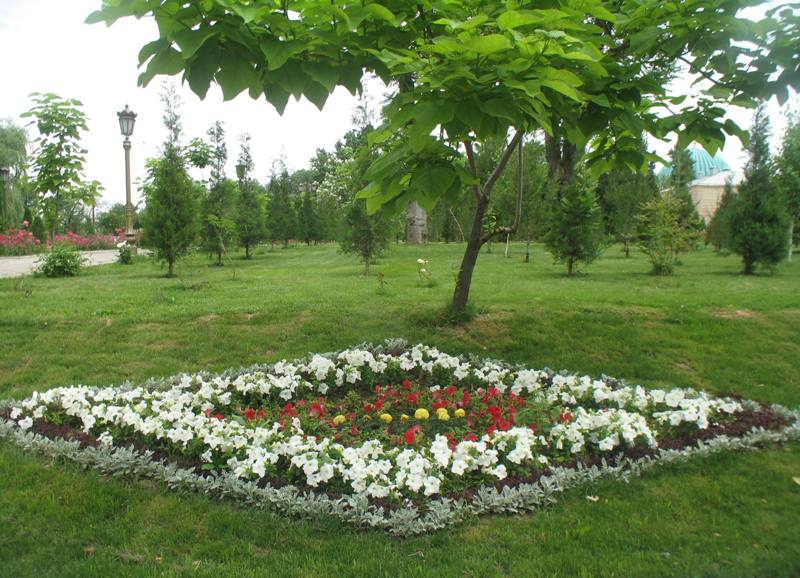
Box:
[1,404,797,536]
[1,342,798,536]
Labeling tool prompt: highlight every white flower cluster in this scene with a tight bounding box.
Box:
[7,344,744,499]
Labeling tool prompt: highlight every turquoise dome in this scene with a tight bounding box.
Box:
[658,147,731,182]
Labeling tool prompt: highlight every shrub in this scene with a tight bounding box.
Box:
[117,244,134,265]
[636,194,699,275]
[37,245,85,277]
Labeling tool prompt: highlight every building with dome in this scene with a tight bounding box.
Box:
[658,147,742,223]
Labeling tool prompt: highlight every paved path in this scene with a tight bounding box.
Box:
[0,250,120,278]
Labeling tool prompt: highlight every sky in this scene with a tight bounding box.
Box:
[0,0,796,211]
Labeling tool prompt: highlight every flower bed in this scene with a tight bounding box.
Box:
[1,342,798,534]
[0,228,40,256]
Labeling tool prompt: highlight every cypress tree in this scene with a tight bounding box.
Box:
[730,105,790,274]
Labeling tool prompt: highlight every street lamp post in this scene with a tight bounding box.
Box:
[0,167,9,228]
[117,105,137,246]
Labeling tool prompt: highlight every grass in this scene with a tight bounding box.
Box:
[1,242,799,577]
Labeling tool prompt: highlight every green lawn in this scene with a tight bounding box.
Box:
[1,242,799,577]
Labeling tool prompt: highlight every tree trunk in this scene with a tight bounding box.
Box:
[504,234,510,258]
[788,219,794,263]
[168,258,174,277]
[406,201,428,244]
[451,197,490,317]
[245,245,250,259]
[525,238,531,263]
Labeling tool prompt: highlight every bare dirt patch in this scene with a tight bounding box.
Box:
[712,309,760,320]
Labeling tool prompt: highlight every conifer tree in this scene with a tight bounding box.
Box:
[141,84,198,277]
[776,112,800,262]
[297,191,320,245]
[340,199,389,275]
[705,180,737,252]
[730,106,790,274]
[235,135,264,258]
[544,180,604,275]
[267,167,296,248]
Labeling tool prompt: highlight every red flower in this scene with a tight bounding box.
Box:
[350,425,359,436]
[432,399,449,411]
[405,392,420,405]
[212,413,224,421]
[560,411,573,424]
[375,399,384,411]
[462,391,471,407]
[445,385,457,396]
[496,418,511,431]
[402,379,412,390]
[257,408,266,420]
[529,423,538,433]
[363,403,374,413]
[280,402,297,418]
[244,407,256,421]
[309,402,326,418]
[374,384,382,394]
[487,405,502,419]
[486,425,497,435]
[403,425,421,445]
[465,433,478,442]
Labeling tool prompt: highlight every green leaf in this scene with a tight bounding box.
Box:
[541,79,582,101]
[411,166,456,198]
[467,34,512,56]
[215,53,256,101]
[497,10,541,30]
[304,81,331,110]
[138,39,169,67]
[364,3,397,25]
[260,39,304,71]
[173,27,215,59]
[186,40,221,99]
[264,85,291,115]
[301,62,339,93]
[138,47,184,87]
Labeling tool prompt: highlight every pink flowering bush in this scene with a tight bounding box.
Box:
[0,227,41,256]
[52,231,123,250]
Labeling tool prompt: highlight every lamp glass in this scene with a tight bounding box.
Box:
[117,106,137,137]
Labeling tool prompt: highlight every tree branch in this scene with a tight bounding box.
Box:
[481,133,525,243]
[483,130,524,199]
[463,140,482,201]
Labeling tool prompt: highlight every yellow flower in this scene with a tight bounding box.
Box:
[414,408,430,420]
[379,413,393,424]
[333,414,346,426]
[400,414,410,422]
[436,408,450,421]
[363,414,372,421]
[454,408,466,418]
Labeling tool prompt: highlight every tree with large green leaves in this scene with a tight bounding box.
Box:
[22,93,93,242]
[88,0,798,316]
